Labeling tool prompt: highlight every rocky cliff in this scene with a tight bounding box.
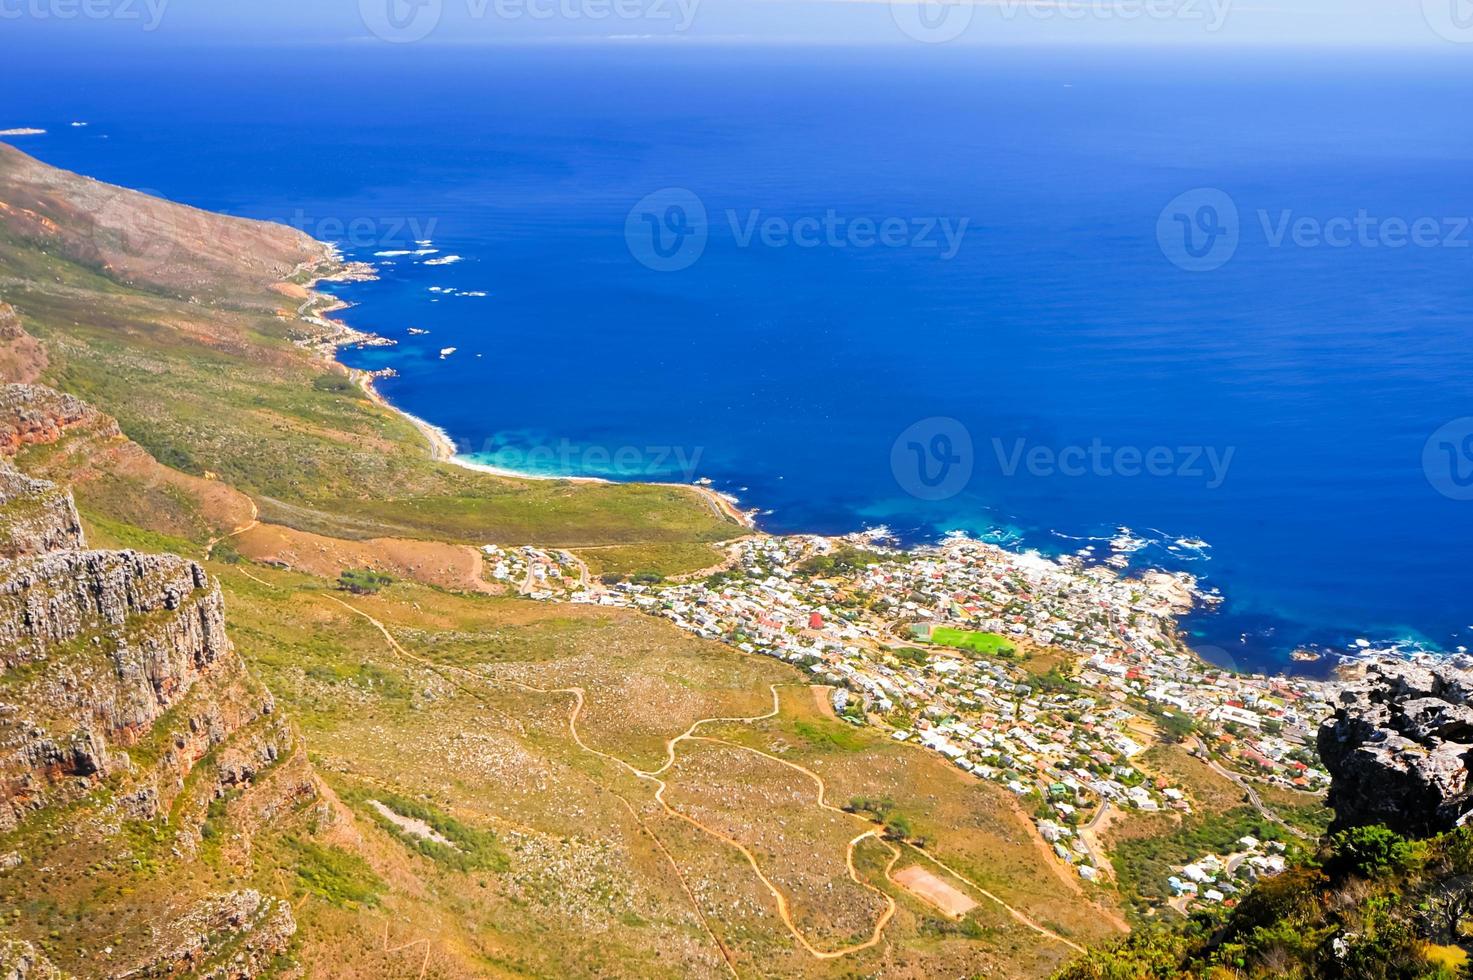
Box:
[0,463,306,974]
[1318,658,1473,837]
[0,463,83,558]
[0,382,119,457]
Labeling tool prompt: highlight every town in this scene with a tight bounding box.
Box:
[514,531,1337,899]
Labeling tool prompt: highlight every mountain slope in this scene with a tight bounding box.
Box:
[0,459,312,977]
[0,142,1131,978]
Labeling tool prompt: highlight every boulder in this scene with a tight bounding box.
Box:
[1319,659,1473,837]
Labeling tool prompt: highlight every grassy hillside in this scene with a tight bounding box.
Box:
[0,142,1122,977]
[0,141,738,570]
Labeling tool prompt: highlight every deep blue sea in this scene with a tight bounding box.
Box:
[5,44,1472,674]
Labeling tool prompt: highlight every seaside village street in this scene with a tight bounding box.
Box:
[513,531,1338,899]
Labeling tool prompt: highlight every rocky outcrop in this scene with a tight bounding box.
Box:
[0,546,261,829]
[0,383,118,457]
[129,890,295,979]
[0,938,67,979]
[0,464,83,558]
[0,548,227,667]
[1319,659,1473,837]
[0,460,289,839]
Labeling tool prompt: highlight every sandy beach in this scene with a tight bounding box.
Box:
[352,368,754,528]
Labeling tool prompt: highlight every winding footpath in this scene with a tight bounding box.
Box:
[305,589,1083,967]
[204,496,259,560]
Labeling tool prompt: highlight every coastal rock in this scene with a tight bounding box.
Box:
[1318,659,1473,837]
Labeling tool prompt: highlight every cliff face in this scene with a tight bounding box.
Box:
[0,465,304,975]
[0,547,227,668]
[0,463,83,558]
[1318,659,1473,837]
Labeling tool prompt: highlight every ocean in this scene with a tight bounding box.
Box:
[5,43,1472,673]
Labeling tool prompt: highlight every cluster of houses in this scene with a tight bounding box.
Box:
[533,530,1336,885]
[482,544,583,598]
[1168,836,1289,909]
[1080,644,1336,792]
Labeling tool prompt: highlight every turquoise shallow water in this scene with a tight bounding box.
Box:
[5,43,1473,673]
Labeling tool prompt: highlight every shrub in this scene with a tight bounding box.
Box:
[1330,825,1417,878]
[311,372,358,395]
[338,568,393,595]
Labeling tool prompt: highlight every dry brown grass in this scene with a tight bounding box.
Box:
[205,565,1110,978]
[234,521,500,594]
[1141,743,1245,815]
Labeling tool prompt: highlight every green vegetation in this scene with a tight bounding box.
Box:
[1111,807,1288,914]
[892,646,929,665]
[78,509,200,558]
[310,371,361,396]
[1329,824,1416,877]
[284,837,383,910]
[577,540,724,580]
[845,796,920,843]
[337,568,393,595]
[1061,824,1473,980]
[792,718,870,752]
[1258,784,1335,840]
[928,627,1016,657]
[356,790,509,873]
[798,545,888,577]
[1031,666,1085,697]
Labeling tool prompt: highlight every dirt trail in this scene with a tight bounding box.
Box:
[205,496,259,559]
[316,591,1083,963]
[696,735,1087,954]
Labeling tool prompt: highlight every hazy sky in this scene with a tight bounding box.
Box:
[1,0,1470,49]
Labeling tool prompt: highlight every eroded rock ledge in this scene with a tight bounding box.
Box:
[0,382,119,457]
[0,463,84,558]
[1318,658,1473,837]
